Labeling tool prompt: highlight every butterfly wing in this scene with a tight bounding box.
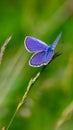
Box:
[24,36,49,52]
[45,49,54,64]
[29,49,54,67]
[52,32,62,50]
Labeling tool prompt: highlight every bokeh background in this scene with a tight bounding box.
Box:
[0,0,73,130]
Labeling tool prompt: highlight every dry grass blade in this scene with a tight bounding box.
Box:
[56,102,73,130]
[0,35,12,64]
[1,126,6,130]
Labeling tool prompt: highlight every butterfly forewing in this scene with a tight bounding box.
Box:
[52,32,62,49]
[25,36,49,52]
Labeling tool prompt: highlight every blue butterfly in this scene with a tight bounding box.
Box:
[24,32,62,67]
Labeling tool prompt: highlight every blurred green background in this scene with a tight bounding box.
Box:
[0,0,73,130]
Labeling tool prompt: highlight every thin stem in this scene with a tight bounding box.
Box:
[6,72,40,130]
[6,52,61,130]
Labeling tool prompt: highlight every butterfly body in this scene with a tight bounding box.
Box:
[24,32,62,67]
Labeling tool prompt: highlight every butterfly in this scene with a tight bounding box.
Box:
[24,32,62,67]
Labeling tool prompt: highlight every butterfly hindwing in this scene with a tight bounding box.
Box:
[29,49,54,67]
[29,51,46,67]
[45,49,54,64]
